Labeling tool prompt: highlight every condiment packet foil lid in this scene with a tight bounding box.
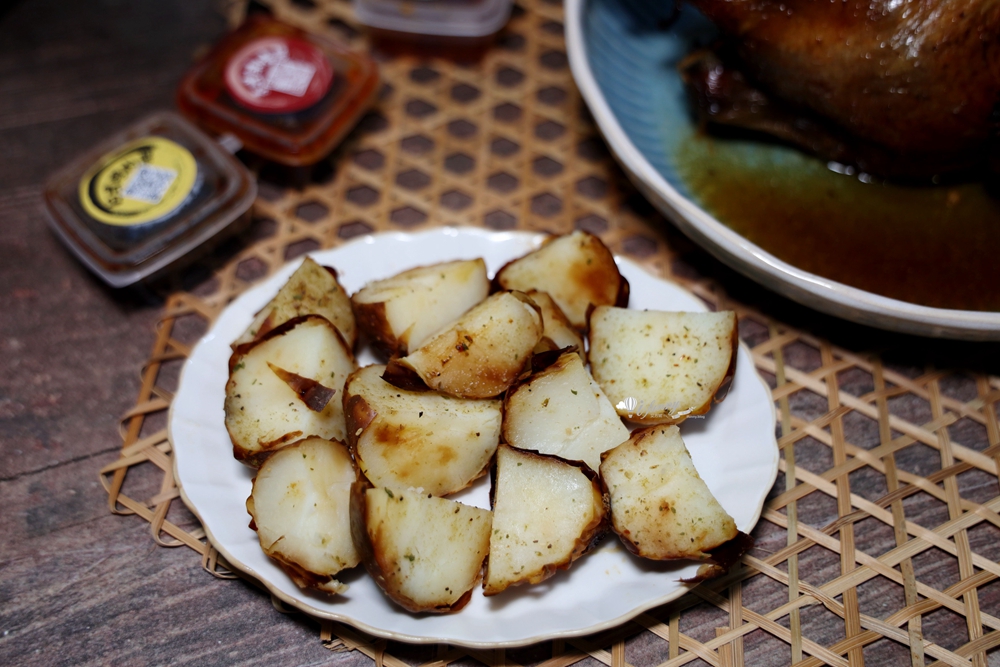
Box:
[43,111,256,288]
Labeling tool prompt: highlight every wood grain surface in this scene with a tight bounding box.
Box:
[2,1,999,666]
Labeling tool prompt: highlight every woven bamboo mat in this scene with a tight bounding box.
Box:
[101,0,1000,664]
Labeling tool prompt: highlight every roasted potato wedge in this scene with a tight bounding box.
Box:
[226,315,356,466]
[503,350,628,471]
[344,365,501,496]
[386,291,543,399]
[351,483,492,613]
[232,257,356,350]
[524,290,585,357]
[246,437,360,594]
[351,259,490,357]
[484,445,608,596]
[588,308,738,425]
[600,426,737,561]
[493,231,629,329]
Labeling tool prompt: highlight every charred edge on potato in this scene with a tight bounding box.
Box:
[267,362,336,412]
[381,358,431,392]
[680,531,754,583]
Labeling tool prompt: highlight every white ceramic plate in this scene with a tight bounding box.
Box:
[565,0,1000,340]
[170,227,778,648]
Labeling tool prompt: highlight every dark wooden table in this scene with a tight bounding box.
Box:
[3,1,999,666]
[0,2,364,664]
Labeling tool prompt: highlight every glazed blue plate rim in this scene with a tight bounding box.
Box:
[565,0,1000,341]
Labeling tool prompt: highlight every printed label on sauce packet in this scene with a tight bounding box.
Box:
[224,36,334,113]
[78,136,198,227]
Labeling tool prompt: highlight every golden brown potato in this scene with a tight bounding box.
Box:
[232,257,356,350]
[226,315,356,466]
[600,426,737,561]
[350,483,492,613]
[351,259,490,358]
[246,437,359,594]
[344,365,501,496]
[503,350,628,472]
[386,291,543,399]
[493,231,629,329]
[588,308,738,425]
[484,445,608,596]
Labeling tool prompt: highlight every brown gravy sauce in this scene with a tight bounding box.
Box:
[674,134,1000,312]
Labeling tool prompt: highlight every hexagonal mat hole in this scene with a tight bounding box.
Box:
[577,136,609,161]
[497,32,525,51]
[537,86,567,106]
[576,175,607,198]
[530,193,562,217]
[409,65,440,83]
[327,18,359,41]
[533,156,563,177]
[496,66,525,87]
[494,102,522,123]
[284,237,320,260]
[440,190,473,211]
[352,148,385,171]
[390,206,427,228]
[358,111,389,134]
[235,256,268,283]
[535,120,566,141]
[541,20,564,34]
[448,119,477,138]
[401,134,434,155]
[245,216,277,242]
[622,233,658,258]
[444,152,475,174]
[338,220,374,239]
[491,137,520,156]
[451,83,480,102]
[396,169,431,190]
[484,210,517,230]
[346,185,379,207]
[574,214,608,234]
[487,172,519,193]
[295,200,329,223]
[405,99,437,118]
[539,49,568,69]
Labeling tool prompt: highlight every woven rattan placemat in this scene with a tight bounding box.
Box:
[102,1,1000,664]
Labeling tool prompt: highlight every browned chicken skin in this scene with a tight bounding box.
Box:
[684,0,1000,179]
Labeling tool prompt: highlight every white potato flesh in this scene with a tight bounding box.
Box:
[354,486,492,612]
[396,291,543,399]
[247,437,360,594]
[233,257,356,349]
[524,290,585,356]
[352,259,489,356]
[503,351,629,472]
[226,316,356,466]
[494,230,627,329]
[588,308,737,425]
[484,445,607,596]
[600,426,737,560]
[344,365,501,496]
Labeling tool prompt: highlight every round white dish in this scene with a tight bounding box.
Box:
[564,0,1000,340]
[169,227,779,648]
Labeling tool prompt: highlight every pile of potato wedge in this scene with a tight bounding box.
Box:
[225,231,751,614]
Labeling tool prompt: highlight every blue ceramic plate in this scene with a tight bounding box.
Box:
[566,0,1000,340]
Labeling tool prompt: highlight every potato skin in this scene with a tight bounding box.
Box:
[351,300,398,358]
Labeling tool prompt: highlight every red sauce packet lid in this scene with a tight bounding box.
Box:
[224,36,334,113]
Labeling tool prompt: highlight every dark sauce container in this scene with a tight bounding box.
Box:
[176,15,380,167]
[43,111,256,287]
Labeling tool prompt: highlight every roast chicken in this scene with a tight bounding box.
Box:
[681,0,1000,181]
